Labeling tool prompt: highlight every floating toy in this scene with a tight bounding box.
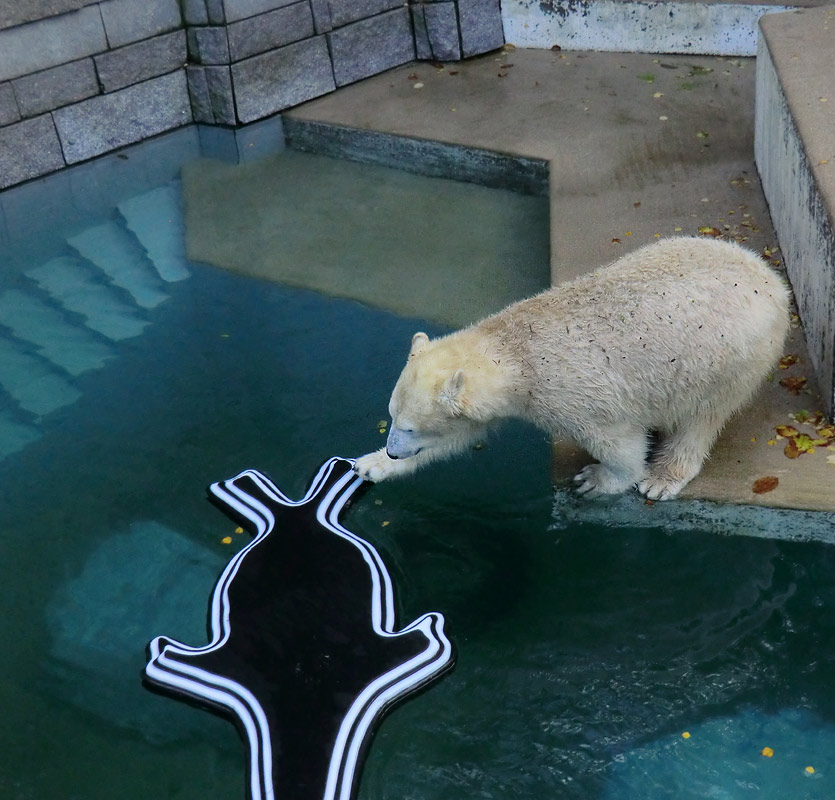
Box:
[145,457,455,800]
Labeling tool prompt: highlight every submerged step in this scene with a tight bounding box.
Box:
[118,183,191,283]
[0,409,41,461]
[27,256,150,341]
[0,290,116,376]
[0,338,82,417]
[67,222,169,309]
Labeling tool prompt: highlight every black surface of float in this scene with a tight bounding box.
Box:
[145,457,455,800]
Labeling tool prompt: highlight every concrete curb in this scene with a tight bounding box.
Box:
[755,7,835,421]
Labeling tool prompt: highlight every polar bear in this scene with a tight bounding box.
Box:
[354,237,790,500]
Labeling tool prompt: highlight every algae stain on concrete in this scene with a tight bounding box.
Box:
[183,149,550,328]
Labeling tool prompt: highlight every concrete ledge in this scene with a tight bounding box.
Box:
[501,0,793,54]
[755,6,835,421]
[283,117,549,195]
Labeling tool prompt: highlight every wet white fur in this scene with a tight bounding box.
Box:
[355,238,790,500]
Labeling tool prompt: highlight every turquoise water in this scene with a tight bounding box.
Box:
[1,129,834,799]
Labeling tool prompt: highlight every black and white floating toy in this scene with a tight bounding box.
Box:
[145,457,455,800]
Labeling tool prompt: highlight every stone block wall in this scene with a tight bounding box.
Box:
[0,0,505,190]
[0,0,189,189]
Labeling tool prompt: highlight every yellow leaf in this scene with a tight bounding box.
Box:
[775,425,799,438]
[221,536,233,544]
[761,747,774,758]
[698,226,722,237]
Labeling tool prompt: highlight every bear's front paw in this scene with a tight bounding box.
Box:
[637,473,687,501]
[354,449,402,483]
[573,463,637,498]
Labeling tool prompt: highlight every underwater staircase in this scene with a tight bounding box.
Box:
[0,182,190,462]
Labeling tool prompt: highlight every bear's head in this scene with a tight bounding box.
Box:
[385,331,491,461]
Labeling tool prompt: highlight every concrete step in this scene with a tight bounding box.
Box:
[67,221,170,309]
[117,183,191,283]
[755,5,835,421]
[0,289,116,376]
[0,409,41,461]
[26,256,150,342]
[0,336,82,417]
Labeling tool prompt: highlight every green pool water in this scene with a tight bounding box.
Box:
[1,128,833,800]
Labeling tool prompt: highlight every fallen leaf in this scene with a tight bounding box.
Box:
[778,354,799,369]
[612,238,622,243]
[780,376,807,394]
[752,476,779,494]
[775,425,799,438]
[698,226,722,237]
[817,424,835,441]
[407,73,418,80]
[784,438,801,458]
[638,74,656,83]
[792,433,815,453]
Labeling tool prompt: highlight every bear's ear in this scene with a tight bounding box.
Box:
[439,369,466,416]
[409,331,429,358]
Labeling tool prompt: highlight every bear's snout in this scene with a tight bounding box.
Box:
[386,427,422,460]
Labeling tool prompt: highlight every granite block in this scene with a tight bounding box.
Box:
[327,8,414,87]
[223,0,300,23]
[181,0,209,25]
[0,115,65,189]
[205,0,225,23]
[186,66,212,123]
[425,2,462,61]
[0,81,20,125]
[309,0,332,33]
[99,0,181,49]
[227,2,314,61]
[231,35,335,123]
[0,6,106,83]
[327,0,403,28]
[0,0,99,32]
[198,114,285,162]
[53,70,191,163]
[12,58,98,117]
[205,65,236,124]
[96,31,187,92]
[458,0,504,57]
[412,6,432,61]
[187,25,230,65]
[187,65,235,124]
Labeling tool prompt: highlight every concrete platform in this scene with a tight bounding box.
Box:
[285,46,835,512]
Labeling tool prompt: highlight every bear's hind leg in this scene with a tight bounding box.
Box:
[638,414,723,501]
[573,424,649,498]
